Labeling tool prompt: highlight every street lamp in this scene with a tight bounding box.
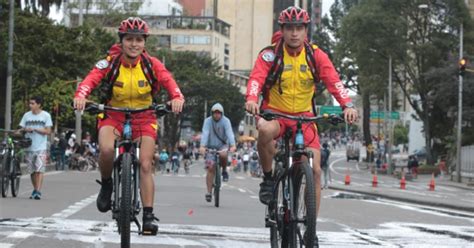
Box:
[369,48,394,174]
[4,0,14,133]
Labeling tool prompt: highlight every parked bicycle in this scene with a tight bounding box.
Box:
[1,129,30,198]
[260,111,344,248]
[81,102,170,248]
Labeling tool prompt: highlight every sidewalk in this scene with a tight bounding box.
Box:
[329,170,474,212]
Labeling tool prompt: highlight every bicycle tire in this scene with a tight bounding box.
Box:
[292,162,316,248]
[2,154,10,197]
[214,162,221,208]
[270,177,290,248]
[11,158,20,197]
[120,153,132,248]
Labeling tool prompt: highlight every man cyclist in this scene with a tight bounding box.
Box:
[199,103,236,202]
[245,6,358,246]
[73,17,184,235]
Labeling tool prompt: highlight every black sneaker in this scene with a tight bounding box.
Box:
[142,212,159,235]
[205,193,212,202]
[222,171,229,182]
[259,178,274,205]
[96,179,113,213]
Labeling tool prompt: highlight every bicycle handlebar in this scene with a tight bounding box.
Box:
[259,110,345,126]
[82,102,171,117]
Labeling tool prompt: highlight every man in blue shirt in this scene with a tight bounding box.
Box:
[19,96,53,200]
[199,103,236,202]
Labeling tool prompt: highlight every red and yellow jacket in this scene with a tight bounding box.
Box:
[246,44,351,114]
[75,52,183,108]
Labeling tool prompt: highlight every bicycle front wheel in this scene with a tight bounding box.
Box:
[119,153,132,248]
[2,154,10,197]
[292,162,316,248]
[214,163,221,208]
[11,158,21,197]
[270,177,290,248]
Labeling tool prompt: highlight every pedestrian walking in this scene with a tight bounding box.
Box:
[19,96,53,200]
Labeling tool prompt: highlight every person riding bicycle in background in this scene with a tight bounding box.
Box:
[73,17,185,235]
[245,6,358,246]
[199,103,236,202]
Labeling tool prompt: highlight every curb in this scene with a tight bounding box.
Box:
[329,185,474,213]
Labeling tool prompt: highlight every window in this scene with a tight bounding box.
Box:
[224,43,229,55]
[173,35,210,45]
[224,56,229,70]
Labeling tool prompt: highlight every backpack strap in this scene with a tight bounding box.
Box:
[140,53,160,95]
[100,54,121,104]
[263,40,285,97]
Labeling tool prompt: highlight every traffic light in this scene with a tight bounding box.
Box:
[459,58,467,76]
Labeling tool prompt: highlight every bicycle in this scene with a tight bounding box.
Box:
[0,129,30,198]
[205,148,224,207]
[259,111,344,248]
[81,102,170,248]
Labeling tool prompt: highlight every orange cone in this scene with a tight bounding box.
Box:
[344,168,351,185]
[372,174,378,187]
[429,173,435,191]
[400,175,406,190]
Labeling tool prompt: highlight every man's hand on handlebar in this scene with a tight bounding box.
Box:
[169,98,185,114]
[343,108,358,124]
[245,100,259,115]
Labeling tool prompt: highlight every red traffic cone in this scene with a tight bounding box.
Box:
[400,175,406,190]
[344,168,351,185]
[429,173,435,191]
[372,174,378,187]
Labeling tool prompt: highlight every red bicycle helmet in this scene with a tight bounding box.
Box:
[278,6,310,25]
[118,17,149,37]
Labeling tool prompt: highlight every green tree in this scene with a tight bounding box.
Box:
[338,0,473,164]
[0,8,115,133]
[148,49,245,149]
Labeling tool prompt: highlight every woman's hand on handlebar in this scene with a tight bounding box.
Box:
[73,97,88,111]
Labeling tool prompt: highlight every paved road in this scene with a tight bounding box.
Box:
[1,156,473,247]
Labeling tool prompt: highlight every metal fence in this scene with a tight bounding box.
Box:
[461,145,474,178]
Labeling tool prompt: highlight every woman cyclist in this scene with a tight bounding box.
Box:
[73,17,184,235]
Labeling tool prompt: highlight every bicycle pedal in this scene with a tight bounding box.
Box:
[142,229,158,236]
[265,218,276,228]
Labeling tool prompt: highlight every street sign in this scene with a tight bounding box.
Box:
[370,111,399,120]
[319,105,343,115]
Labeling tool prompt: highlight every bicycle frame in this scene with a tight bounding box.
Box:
[262,111,344,247]
[111,111,142,232]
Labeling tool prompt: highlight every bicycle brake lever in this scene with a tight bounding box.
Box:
[260,111,275,121]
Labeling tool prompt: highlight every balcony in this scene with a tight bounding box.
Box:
[142,15,231,37]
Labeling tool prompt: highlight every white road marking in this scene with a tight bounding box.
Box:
[1,218,472,247]
[51,194,97,219]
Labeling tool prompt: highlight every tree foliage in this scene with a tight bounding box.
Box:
[147,49,245,149]
[337,0,474,165]
[0,6,116,133]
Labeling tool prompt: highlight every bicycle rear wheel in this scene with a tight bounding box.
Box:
[292,162,316,248]
[11,158,20,197]
[214,162,221,208]
[2,154,10,197]
[119,153,132,248]
[270,177,290,248]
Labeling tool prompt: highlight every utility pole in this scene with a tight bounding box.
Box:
[387,55,393,175]
[75,1,84,143]
[456,5,465,183]
[4,0,14,132]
